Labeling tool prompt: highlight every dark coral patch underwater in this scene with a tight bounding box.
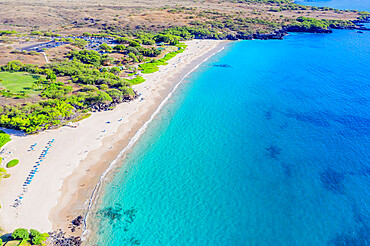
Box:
[320,168,345,194]
[265,145,282,159]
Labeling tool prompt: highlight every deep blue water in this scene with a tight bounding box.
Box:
[89,3,370,246]
[295,0,370,11]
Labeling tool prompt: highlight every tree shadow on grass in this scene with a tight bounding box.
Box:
[0,127,27,137]
[30,74,40,80]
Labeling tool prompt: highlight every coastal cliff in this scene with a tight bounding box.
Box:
[225,17,369,41]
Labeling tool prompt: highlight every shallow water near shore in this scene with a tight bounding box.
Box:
[88,14,370,246]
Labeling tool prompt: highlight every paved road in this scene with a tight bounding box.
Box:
[41,52,49,63]
[20,41,69,52]
[19,37,117,52]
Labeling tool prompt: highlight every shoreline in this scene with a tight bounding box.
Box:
[82,41,225,240]
[84,43,227,237]
[0,39,229,236]
[53,39,229,239]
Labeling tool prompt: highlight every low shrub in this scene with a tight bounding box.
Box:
[12,228,29,241]
[0,130,11,148]
[6,159,19,168]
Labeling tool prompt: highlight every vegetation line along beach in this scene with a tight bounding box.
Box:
[0,0,369,244]
[82,42,226,240]
[0,39,226,243]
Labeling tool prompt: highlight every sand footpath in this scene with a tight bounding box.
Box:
[0,39,228,234]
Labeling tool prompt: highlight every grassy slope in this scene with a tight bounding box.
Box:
[0,130,11,148]
[129,76,146,85]
[0,72,40,96]
[139,46,187,74]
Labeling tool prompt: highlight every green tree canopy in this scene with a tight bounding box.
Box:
[67,50,106,67]
[12,228,29,241]
[30,229,41,238]
[100,43,113,52]
[72,38,88,49]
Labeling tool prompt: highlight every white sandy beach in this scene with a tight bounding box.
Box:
[0,40,227,234]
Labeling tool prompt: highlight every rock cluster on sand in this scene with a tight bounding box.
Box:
[69,215,84,232]
[48,229,82,246]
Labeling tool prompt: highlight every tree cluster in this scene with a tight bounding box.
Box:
[11,228,49,245]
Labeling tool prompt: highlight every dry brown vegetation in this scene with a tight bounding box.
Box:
[0,0,360,34]
[0,46,45,66]
[0,0,362,71]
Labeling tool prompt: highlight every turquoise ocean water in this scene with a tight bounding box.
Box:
[89,1,369,245]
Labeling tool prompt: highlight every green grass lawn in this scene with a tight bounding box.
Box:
[0,130,11,148]
[138,45,187,74]
[128,76,146,85]
[0,72,41,96]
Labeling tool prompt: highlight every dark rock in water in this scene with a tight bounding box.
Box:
[350,200,369,227]
[361,168,370,177]
[358,27,370,31]
[280,122,288,129]
[252,30,287,40]
[329,226,369,246]
[357,31,364,33]
[284,111,331,127]
[320,168,345,194]
[285,110,369,134]
[216,26,353,41]
[281,163,293,177]
[225,29,287,40]
[265,145,282,159]
[331,114,370,135]
[212,64,232,68]
[97,204,137,231]
[345,168,370,177]
[264,110,272,120]
[284,25,332,33]
[98,203,123,222]
[123,208,137,224]
[72,215,83,226]
[68,215,84,233]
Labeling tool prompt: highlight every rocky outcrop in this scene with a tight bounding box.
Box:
[226,29,288,41]
[70,215,84,233]
[252,30,287,39]
[284,26,332,33]
[48,229,82,246]
[205,17,370,42]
